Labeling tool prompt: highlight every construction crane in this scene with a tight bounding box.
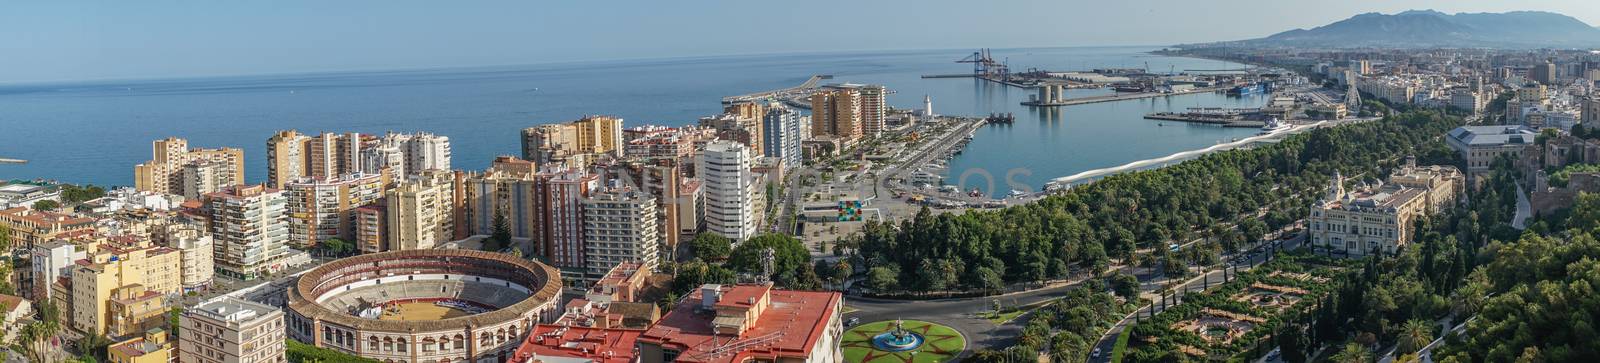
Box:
[957,49,1009,79]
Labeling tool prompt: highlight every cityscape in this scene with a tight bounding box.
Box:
[5,2,1600,363]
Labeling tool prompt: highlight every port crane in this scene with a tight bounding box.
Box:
[957,49,1009,79]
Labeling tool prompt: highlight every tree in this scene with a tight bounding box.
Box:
[866,266,899,292]
[79,334,111,362]
[0,224,11,251]
[319,238,354,257]
[31,200,59,211]
[1110,273,1139,300]
[1397,319,1433,355]
[728,234,813,288]
[687,233,732,261]
[168,307,183,337]
[1331,342,1371,363]
[487,212,511,251]
[1276,323,1311,363]
[59,184,106,204]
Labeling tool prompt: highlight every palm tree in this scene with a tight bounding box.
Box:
[1330,342,1371,363]
[1397,319,1434,354]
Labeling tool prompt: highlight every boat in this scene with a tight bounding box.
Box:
[1258,117,1291,135]
[1006,189,1027,198]
[1226,83,1261,96]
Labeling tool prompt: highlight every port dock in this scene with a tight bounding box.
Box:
[1144,113,1264,128]
[1022,86,1224,107]
[723,74,832,104]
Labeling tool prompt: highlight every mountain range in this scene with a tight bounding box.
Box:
[1219,10,1600,49]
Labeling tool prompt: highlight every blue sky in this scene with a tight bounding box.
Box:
[3,0,1597,83]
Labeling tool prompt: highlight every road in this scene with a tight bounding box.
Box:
[1087,233,1304,363]
[843,276,1098,358]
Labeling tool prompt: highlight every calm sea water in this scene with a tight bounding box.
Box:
[0,46,1263,188]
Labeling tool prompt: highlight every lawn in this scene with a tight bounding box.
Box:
[1110,328,1131,363]
[841,320,966,363]
[985,310,1027,325]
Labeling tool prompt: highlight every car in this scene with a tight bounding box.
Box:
[1092,348,1102,358]
[847,317,860,326]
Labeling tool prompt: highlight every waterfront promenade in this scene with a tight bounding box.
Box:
[1044,118,1375,189]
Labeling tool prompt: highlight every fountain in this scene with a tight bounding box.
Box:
[870,319,926,352]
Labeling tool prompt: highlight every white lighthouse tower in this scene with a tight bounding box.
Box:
[922,94,935,117]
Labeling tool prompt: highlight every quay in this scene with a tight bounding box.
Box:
[1144,113,1264,128]
[919,73,1036,88]
[723,74,832,103]
[1022,86,1224,107]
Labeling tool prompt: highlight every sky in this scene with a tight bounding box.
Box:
[3,0,1598,83]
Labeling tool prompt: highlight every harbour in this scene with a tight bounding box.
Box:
[0,46,1267,187]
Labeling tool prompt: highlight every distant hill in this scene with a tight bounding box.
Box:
[1220,10,1600,49]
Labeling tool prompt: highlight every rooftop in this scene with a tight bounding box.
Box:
[1447,125,1536,146]
[191,297,279,323]
[511,325,641,363]
[638,284,840,363]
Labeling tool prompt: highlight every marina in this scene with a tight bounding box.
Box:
[1021,86,1224,107]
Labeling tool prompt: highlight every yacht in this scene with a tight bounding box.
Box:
[1259,118,1291,135]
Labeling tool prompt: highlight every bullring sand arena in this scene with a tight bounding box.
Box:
[284,249,562,363]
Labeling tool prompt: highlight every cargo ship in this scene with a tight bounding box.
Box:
[1226,82,1272,96]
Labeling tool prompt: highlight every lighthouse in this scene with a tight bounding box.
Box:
[923,94,934,117]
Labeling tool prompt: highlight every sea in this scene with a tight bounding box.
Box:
[0,46,1267,189]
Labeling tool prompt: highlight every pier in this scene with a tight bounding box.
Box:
[919,73,1037,88]
[1022,86,1224,107]
[1143,113,1264,128]
[723,74,832,103]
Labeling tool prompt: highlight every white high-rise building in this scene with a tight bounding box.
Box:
[859,85,887,138]
[361,132,451,178]
[696,140,758,241]
[762,104,804,168]
[1345,70,1362,112]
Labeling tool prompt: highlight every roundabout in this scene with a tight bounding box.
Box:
[842,320,966,363]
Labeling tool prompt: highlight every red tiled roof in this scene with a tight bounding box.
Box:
[638,285,840,363]
[511,325,641,363]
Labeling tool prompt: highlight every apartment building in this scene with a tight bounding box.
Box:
[284,173,386,247]
[179,297,285,363]
[202,185,290,281]
[582,189,661,285]
[134,137,245,196]
[521,116,625,165]
[697,141,757,242]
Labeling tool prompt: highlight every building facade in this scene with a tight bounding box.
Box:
[384,170,459,251]
[810,86,863,142]
[134,137,244,196]
[697,141,758,242]
[520,116,625,165]
[1446,125,1537,180]
[203,185,290,281]
[1308,164,1461,257]
[581,189,660,286]
[179,297,285,363]
[762,105,804,168]
[284,173,386,247]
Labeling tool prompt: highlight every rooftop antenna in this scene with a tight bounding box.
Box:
[758,247,775,284]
